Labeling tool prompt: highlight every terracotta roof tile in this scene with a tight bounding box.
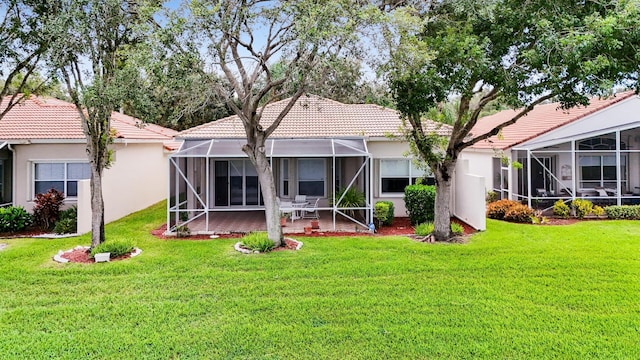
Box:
[177,94,451,139]
[0,95,177,142]
[470,91,637,150]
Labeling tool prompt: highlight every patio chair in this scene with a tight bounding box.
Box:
[294,194,307,203]
[279,201,295,221]
[302,198,320,219]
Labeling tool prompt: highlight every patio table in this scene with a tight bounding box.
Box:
[290,201,309,222]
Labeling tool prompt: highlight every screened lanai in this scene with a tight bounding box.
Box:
[497,124,640,210]
[167,138,373,234]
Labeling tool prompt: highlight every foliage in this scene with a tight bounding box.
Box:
[503,204,535,224]
[404,184,436,225]
[604,205,640,220]
[0,206,32,233]
[176,225,191,238]
[240,232,275,253]
[486,199,521,220]
[382,0,640,240]
[485,191,498,204]
[333,187,366,218]
[414,222,434,236]
[592,205,605,217]
[53,206,77,234]
[32,189,65,230]
[47,0,158,247]
[571,199,594,219]
[450,222,464,235]
[90,238,135,259]
[374,200,395,227]
[553,200,571,219]
[530,210,548,225]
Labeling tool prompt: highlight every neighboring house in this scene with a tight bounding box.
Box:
[0,96,178,231]
[168,94,467,233]
[461,91,640,209]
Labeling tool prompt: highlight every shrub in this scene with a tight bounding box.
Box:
[592,205,605,217]
[486,199,521,220]
[332,187,365,218]
[571,199,593,219]
[486,191,498,203]
[90,238,135,258]
[503,204,535,223]
[176,224,191,238]
[414,222,434,236]
[604,205,640,219]
[53,206,77,234]
[374,201,395,227]
[451,222,464,235]
[0,206,32,233]
[240,232,275,252]
[32,188,65,230]
[404,184,436,225]
[553,200,571,218]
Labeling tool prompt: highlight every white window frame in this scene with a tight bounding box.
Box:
[379,158,432,197]
[32,161,91,199]
[297,158,326,197]
[280,158,290,198]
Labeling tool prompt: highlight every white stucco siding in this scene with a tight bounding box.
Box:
[102,142,169,223]
[459,149,495,192]
[367,140,412,216]
[12,143,87,210]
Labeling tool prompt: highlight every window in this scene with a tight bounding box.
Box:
[297,159,325,197]
[34,162,90,197]
[579,155,626,189]
[380,159,433,194]
[280,159,289,197]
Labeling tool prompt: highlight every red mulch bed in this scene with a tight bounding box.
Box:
[59,248,134,264]
[151,217,476,240]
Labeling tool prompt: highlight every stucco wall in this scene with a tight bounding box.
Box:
[459,149,495,192]
[367,140,413,216]
[13,142,169,233]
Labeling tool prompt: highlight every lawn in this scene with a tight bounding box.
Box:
[1,202,639,359]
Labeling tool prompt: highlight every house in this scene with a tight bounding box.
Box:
[461,91,640,209]
[0,96,178,231]
[168,94,473,233]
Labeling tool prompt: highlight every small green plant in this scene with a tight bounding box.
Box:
[332,187,365,218]
[571,199,594,219]
[414,222,434,236]
[90,238,135,258]
[450,222,464,235]
[592,205,605,217]
[53,206,77,234]
[553,200,571,218]
[176,224,191,238]
[486,191,498,203]
[240,232,275,252]
[374,201,395,227]
[404,184,436,225]
[604,205,640,219]
[531,210,547,224]
[0,206,32,233]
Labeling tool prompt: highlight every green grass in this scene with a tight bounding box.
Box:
[1,203,639,359]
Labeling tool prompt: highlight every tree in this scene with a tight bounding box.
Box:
[47,0,156,248]
[0,0,58,118]
[383,0,640,241]
[181,0,374,246]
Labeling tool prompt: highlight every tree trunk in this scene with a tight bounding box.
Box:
[433,164,454,241]
[245,143,283,247]
[90,166,105,248]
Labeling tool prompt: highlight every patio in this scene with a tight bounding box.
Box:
[186,210,367,234]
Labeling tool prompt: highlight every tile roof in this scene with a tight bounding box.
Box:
[0,96,178,148]
[177,94,451,139]
[469,91,637,150]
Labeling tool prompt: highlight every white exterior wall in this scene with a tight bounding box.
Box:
[13,141,169,234]
[367,140,413,216]
[102,142,169,223]
[454,159,486,230]
[12,143,86,210]
[459,149,495,192]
